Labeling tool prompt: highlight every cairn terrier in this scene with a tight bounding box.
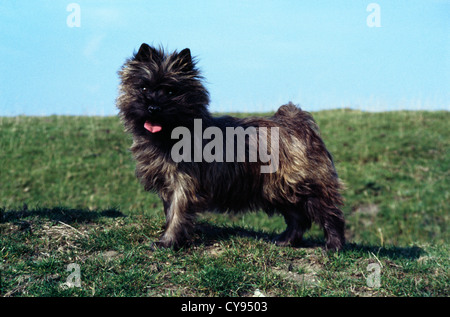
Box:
[117,43,345,250]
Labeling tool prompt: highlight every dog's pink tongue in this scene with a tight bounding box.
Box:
[144,121,162,133]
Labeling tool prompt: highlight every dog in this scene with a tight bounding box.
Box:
[117,44,345,250]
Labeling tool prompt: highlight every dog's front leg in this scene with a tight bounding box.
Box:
[157,187,195,249]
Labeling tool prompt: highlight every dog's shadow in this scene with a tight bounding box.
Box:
[194,222,425,261]
[0,205,126,225]
[2,206,424,261]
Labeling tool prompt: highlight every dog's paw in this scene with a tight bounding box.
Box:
[272,231,303,247]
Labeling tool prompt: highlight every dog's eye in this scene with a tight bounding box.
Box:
[141,87,148,92]
[164,87,176,96]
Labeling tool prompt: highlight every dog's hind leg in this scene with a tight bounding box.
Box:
[322,207,345,251]
[273,206,311,247]
[306,197,345,251]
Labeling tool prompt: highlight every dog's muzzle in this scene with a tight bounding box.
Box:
[147,104,160,114]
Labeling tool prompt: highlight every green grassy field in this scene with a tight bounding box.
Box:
[0,110,448,297]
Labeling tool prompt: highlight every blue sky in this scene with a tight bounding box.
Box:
[0,0,449,116]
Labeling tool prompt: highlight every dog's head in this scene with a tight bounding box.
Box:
[117,44,210,137]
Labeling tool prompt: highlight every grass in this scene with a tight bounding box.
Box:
[0,110,449,297]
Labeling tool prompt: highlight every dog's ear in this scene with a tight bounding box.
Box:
[135,43,161,62]
[176,48,193,71]
[178,48,191,62]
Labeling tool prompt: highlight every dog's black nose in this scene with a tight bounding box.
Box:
[148,104,160,114]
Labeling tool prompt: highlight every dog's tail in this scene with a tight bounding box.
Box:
[273,102,302,118]
[273,102,321,134]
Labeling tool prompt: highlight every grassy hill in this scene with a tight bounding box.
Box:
[0,110,448,296]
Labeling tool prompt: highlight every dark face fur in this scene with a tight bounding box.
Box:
[117,44,210,139]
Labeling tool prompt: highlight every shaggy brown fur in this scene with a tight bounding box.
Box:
[117,43,345,250]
